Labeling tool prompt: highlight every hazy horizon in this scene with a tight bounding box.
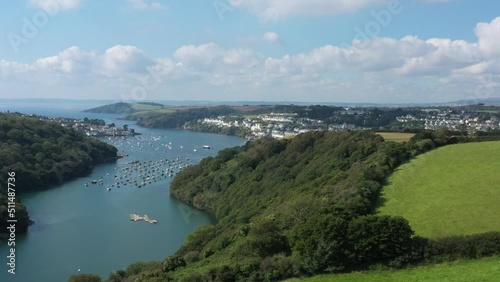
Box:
[1,97,500,107]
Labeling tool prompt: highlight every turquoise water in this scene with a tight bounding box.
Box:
[0,103,245,282]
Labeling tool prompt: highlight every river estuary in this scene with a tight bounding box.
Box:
[0,100,245,281]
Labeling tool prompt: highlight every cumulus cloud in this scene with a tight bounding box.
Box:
[229,0,454,20]
[35,46,95,74]
[28,0,83,12]
[101,45,153,76]
[262,32,281,44]
[475,17,500,58]
[173,43,260,72]
[229,0,388,20]
[1,17,499,102]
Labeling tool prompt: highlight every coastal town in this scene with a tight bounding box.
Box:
[4,105,500,141]
[397,110,500,132]
[194,112,367,140]
[1,112,139,137]
[187,106,500,140]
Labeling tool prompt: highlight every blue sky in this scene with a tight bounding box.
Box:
[0,0,499,103]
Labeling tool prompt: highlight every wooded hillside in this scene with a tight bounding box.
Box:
[0,113,118,234]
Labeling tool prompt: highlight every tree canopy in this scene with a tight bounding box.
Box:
[0,113,118,235]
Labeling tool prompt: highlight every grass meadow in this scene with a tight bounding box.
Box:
[377,141,500,238]
[376,132,415,142]
[291,256,500,282]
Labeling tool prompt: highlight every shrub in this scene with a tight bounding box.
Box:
[237,257,261,278]
[290,213,349,273]
[125,261,161,276]
[162,256,186,272]
[346,215,415,264]
[183,251,200,264]
[67,274,102,282]
[180,273,208,282]
[259,254,303,281]
[424,232,500,262]
[207,265,239,282]
[247,219,291,258]
[107,269,126,282]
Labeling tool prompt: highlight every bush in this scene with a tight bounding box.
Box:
[290,213,349,273]
[125,261,161,276]
[180,225,218,254]
[207,265,239,282]
[180,273,207,282]
[259,254,303,281]
[247,219,291,258]
[107,269,126,282]
[183,251,200,264]
[346,215,415,264]
[424,232,500,262]
[163,255,186,272]
[237,257,261,278]
[67,274,102,282]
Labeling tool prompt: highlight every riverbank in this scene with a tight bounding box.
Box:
[0,121,245,282]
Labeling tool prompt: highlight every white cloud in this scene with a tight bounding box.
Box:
[229,0,388,20]
[28,0,82,12]
[35,46,95,74]
[101,45,153,76]
[1,18,500,102]
[262,32,281,43]
[475,17,500,58]
[173,43,224,66]
[229,0,455,20]
[174,43,259,68]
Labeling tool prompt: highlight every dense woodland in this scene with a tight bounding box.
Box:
[0,113,118,235]
[271,105,420,129]
[82,102,135,114]
[97,129,500,282]
[184,121,252,137]
[130,106,238,129]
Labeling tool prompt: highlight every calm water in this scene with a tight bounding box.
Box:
[0,101,245,282]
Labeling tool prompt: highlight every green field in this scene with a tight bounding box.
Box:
[291,256,500,282]
[377,141,500,238]
[131,103,164,111]
[376,132,415,142]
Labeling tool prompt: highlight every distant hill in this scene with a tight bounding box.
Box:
[449,97,500,106]
[83,102,135,114]
[83,102,273,130]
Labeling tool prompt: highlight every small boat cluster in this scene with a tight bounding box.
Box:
[83,133,211,191]
[85,157,192,190]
